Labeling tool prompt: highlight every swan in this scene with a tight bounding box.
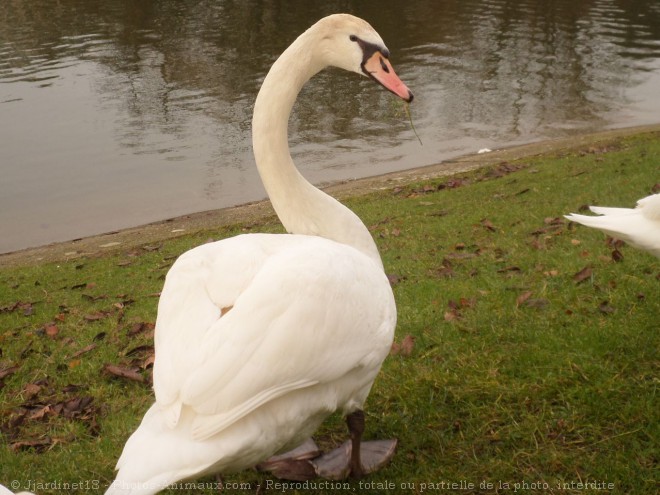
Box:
[105,14,413,494]
[565,193,660,258]
[0,485,35,495]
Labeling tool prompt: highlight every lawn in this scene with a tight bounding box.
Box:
[1,130,658,494]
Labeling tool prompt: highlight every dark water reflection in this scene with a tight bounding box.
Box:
[1,0,659,253]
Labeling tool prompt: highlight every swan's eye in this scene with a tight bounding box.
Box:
[349,35,358,42]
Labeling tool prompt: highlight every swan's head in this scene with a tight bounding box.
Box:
[316,14,413,102]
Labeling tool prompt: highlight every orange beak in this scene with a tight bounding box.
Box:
[362,51,413,102]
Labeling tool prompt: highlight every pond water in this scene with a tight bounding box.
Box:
[1,0,659,253]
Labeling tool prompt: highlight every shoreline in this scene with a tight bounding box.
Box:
[2,123,659,267]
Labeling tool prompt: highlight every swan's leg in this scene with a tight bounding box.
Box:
[347,409,366,477]
[312,410,397,480]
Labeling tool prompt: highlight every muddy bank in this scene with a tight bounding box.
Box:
[2,124,659,268]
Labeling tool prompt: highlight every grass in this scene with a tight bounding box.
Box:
[0,131,658,494]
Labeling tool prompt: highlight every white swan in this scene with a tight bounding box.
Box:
[0,485,34,495]
[105,14,412,494]
[565,193,660,258]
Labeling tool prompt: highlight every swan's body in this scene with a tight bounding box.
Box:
[106,14,412,495]
[565,193,660,258]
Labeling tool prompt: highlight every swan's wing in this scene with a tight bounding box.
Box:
[152,234,396,440]
[152,234,279,422]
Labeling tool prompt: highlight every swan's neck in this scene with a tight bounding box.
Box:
[252,29,383,268]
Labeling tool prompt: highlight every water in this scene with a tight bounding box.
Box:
[1,0,659,254]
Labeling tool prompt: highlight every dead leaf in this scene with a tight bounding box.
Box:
[82,293,107,302]
[573,266,593,284]
[0,365,19,380]
[11,437,52,452]
[400,335,415,356]
[432,265,455,278]
[29,405,51,421]
[127,321,155,337]
[125,345,154,357]
[62,396,94,418]
[497,266,521,274]
[524,298,550,309]
[386,274,405,286]
[516,291,533,307]
[103,364,145,383]
[390,335,415,357]
[142,354,156,369]
[23,383,42,399]
[69,343,97,359]
[84,311,109,321]
[44,323,59,339]
[544,217,564,225]
[598,301,615,314]
[481,219,496,232]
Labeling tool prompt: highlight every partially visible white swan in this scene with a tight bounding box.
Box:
[0,484,35,495]
[565,193,660,257]
[105,14,412,495]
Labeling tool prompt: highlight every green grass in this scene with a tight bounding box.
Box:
[1,132,658,494]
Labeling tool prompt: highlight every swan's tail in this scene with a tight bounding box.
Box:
[564,211,660,257]
[564,211,630,238]
[588,205,636,216]
[564,212,625,233]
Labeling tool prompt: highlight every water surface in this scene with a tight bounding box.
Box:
[1,0,659,253]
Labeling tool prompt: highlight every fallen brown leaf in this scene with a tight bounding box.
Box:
[444,310,460,321]
[0,365,19,380]
[386,274,405,286]
[23,383,42,400]
[103,364,145,383]
[481,219,496,232]
[11,436,52,452]
[44,323,59,339]
[599,301,615,314]
[69,343,97,359]
[516,291,533,307]
[84,311,109,321]
[127,321,155,337]
[390,334,415,356]
[142,354,156,369]
[400,334,415,356]
[497,265,521,274]
[524,298,550,309]
[573,266,593,284]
